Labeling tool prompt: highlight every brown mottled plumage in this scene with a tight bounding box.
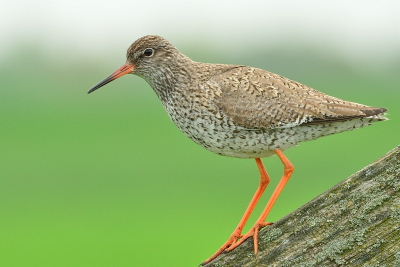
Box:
[88,35,387,265]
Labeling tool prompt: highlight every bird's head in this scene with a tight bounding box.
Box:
[88,35,180,94]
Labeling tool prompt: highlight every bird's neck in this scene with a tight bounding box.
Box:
[140,53,191,102]
[144,56,240,104]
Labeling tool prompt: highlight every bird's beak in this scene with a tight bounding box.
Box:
[87,62,135,94]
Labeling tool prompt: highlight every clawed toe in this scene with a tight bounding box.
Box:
[226,221,272,252]
[201,221,273,265]
[200,232,243,265]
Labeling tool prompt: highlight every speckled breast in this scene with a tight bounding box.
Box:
[162,95,296,158]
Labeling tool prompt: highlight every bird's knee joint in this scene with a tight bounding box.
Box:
[260,179,269,187]
[284,164,294,175]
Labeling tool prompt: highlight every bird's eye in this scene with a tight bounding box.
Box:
[143,48,153,57]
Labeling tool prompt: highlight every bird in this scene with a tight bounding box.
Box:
[88,35,387,265]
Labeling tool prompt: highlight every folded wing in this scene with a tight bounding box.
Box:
[212,67,387,130]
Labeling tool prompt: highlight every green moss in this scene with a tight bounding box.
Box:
[260,227,282,243]
[390,199,400,222]
[395,251,400,266]
[314,237,351,265]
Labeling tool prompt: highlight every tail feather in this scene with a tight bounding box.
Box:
[303,106,387,126]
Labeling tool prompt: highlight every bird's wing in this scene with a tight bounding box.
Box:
[210,66,386,130]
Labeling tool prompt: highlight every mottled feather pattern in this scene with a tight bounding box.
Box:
[212,67,386,129]
[122,35,387,158]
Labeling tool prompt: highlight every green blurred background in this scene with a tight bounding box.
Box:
[1,1,399,266]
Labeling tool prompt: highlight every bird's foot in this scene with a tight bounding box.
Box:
[226,221,272,253]
[200,230,243,266]
[200,222,272,266]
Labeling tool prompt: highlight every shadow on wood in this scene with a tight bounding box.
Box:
[205,146,400,267]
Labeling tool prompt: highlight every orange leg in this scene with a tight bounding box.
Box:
[200,158,271,266]
[226,149,294,255]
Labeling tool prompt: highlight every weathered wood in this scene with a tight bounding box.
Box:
[205,146,400,267]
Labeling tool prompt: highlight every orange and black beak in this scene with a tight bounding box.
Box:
[87,63,134,94]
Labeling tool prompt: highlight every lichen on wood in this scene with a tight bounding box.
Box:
[205,146,400,267]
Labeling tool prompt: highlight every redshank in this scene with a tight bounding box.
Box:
[88,35,387,265]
